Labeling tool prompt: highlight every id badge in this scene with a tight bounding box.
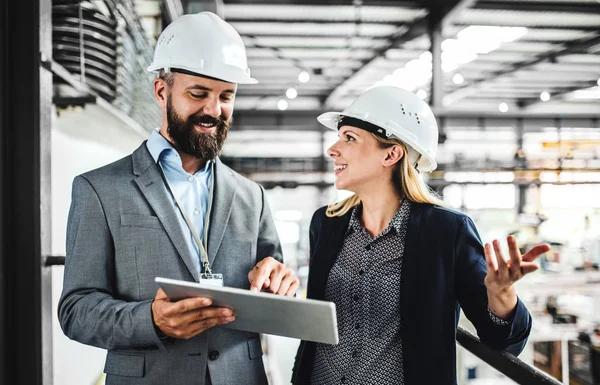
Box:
[199,273,224,287]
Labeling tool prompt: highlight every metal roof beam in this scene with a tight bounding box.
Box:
[474,1,600,14]
[444,32,600,105]
[231,109,600,131]
[453,23,600,31]
[159,0,184,23]
[187,0,225,18]
[223,0,418,6]
[520,79,600,108]
[323,0,473,107]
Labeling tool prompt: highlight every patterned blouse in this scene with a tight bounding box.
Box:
[310,200,510,385]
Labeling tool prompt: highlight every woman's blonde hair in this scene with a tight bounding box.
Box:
[326,133,444,217]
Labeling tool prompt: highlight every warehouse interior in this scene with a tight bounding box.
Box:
[1,0,600,384]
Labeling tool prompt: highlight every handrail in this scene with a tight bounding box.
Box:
[46,255,566,384]
[456,326,563,385]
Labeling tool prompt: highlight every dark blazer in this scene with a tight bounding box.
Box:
[292,202,532,385]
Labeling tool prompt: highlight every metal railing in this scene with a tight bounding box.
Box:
[47,255,566,384]
[456,327,562,385]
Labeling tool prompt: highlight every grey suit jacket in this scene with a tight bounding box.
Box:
[58,143,282,385]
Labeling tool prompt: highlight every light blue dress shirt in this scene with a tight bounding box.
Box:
[146,128,213,275]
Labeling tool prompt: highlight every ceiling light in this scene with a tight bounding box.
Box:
[277,99,288,111]
[419,51,432,62]
[452,73,464,85]
[286,87,298,99]
[298,71,310,83]
[597,77,600,87]
[540,91,550,102]
[416,89,427,100]
[498,102,509,113]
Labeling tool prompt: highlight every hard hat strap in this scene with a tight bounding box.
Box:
[338,116,389,139]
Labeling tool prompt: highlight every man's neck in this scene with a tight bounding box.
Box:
[180,153,206,175]
[158,130,206,174]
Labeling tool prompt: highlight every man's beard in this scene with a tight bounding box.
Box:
[166,94,230,163]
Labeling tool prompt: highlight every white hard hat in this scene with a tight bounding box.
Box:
[147,12,257,84]
[318,86,439,172]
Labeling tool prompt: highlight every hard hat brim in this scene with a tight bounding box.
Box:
[317,112,344,131]
[147,65,258,85]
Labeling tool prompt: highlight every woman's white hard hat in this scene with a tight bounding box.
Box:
[318,86,439,172]
[147,12,257,84]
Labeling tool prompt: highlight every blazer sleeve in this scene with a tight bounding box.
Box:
[57,176,165,351]
[256,184,283,263]
[454,216,532,356]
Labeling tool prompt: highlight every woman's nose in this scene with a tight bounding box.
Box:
[328,142,339,158]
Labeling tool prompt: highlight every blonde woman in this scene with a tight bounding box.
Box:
[292,86,549,385]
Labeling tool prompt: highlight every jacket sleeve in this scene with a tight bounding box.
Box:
[454,216,532,356]
[256,184,283,263]
[57,176,165,351]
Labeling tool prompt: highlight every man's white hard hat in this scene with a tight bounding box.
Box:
[147,11,257,84]
[318,86,439,172]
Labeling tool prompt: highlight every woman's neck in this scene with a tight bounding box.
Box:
[358,183,402,238]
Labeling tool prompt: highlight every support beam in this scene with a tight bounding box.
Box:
[429,11,444,107]
[475,0,600,14]
[223,0,416,5]
[440,0,478,29]
[187,0,224,18]
[521,79,600,109]
[324,0,473,108]
[232,109,600,131]
[159,0,184,23]
[445,33,600,105]
[323,14,428,107]
[221,156,600,180]
[1,0,52,384]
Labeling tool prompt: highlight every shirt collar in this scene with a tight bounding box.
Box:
[347,199,411,237]
[147,128,177,164]
[146,128,213,173]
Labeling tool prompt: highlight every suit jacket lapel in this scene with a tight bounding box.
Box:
[132,143,199,281]
[207,158,237,266]
[309,211,352,300]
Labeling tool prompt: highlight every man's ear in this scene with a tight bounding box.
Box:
[153,78,168,109]
[383,144,404,168]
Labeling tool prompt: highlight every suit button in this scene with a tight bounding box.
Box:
[208,350,219,361]
[359,270,365,276]
[341,376,347,384]
[365,244,371,251]
[352,350,358,358]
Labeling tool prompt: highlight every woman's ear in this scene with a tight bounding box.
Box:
[383,144,404,167]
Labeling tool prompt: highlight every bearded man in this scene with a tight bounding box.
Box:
[58,12,298,385]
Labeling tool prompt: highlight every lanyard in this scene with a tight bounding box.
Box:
[158,160,216,276]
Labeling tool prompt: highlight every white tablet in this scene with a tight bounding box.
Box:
[155,277,339,345]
